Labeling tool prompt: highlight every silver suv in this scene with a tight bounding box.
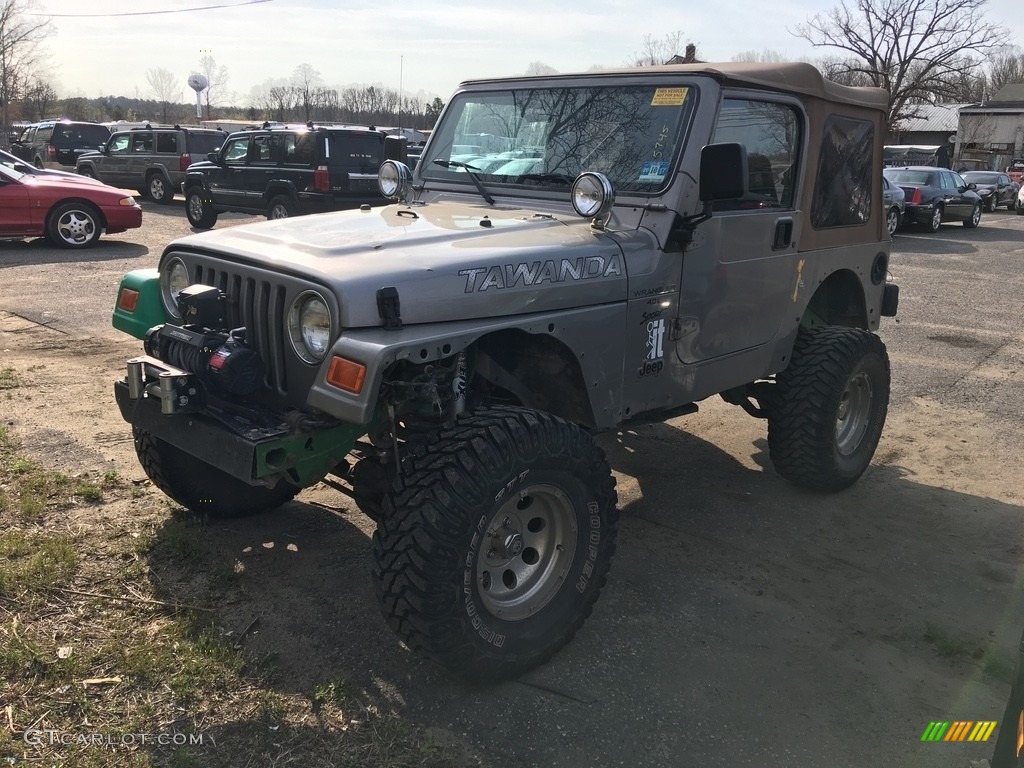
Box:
[76,125,225,203]
[111,62,899,682]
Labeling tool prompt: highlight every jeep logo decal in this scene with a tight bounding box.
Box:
[458,254,623,293]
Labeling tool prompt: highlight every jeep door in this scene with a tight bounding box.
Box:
[676,95,803,364]
[207,135,251,210]
[94,133,132,187]
[126,131,154,188]
[246,133,283,204]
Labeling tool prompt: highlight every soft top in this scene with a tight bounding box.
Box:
[458,61,888,113]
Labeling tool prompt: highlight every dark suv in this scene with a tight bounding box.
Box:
[10,120,112,170]
[76,125,226,204]
[182,124,389,228]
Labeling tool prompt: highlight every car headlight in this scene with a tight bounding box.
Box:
[160,257,190,320]
[378,160,412,201]
[571,172,615,219]
[287,292,332,364]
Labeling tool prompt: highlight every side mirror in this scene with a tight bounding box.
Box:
[207,151,220,163]
[967,182,977,190]
[699,142,746,201]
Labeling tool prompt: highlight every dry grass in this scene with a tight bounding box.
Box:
[0,425,473,768]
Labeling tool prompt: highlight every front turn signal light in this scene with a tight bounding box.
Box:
[117,288,139,312]
[326,356,366,394]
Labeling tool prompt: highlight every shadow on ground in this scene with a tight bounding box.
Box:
[144,421,1023,768]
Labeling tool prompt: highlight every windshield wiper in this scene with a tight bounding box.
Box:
[518,173,573,185]
[432,160,495,205]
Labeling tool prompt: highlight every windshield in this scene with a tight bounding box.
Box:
[421,83,694,194]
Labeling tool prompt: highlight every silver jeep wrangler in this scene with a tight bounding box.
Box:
[112,62,899,681]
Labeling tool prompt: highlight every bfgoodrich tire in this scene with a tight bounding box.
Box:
[767,327,890,492]
[133,428,298,517]
[372,407,618,682]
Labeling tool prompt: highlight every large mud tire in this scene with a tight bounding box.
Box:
[133,427,298,517]
[372,407,618,682]
[767,327,890,492]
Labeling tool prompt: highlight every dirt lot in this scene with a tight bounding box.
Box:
[2,199,1024,767]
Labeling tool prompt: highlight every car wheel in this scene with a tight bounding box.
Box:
[767,327,890,492]
[963,203,981,228]
[185,187,218,229]
[133,428,298,517]
[926,205,943,232]
[372,406,619,682]
[147,173,174,204]
[985,196,996,213]
[267,195,295,220]
[78,168,96,179]
[45,202,102,249]
[886,207,900,236]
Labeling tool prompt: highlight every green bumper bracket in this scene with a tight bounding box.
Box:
[255,422,367,487]
[112,268,167,339]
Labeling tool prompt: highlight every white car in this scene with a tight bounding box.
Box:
[1017,183,1024,214]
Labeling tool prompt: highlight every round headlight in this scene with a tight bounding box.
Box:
[161,257,190,319]
[378,160,412,200]
[571,172,615,219]
[288,292,332,364]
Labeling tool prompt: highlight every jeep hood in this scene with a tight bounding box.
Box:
[170,201,629,327]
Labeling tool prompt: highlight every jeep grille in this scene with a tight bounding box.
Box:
[169,257,333,405]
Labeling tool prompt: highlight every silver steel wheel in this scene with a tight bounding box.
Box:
[188,195,204,219]
[268,202,290,219]
[930,207,943,231]
[56,208,97,246]
[475,483,578,621]
[970,204,982,227]
[835,371,873,456]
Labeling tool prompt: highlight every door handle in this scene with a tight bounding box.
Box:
[773,218,793,250]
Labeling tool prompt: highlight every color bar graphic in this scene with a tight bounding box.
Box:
[920,720,996,742]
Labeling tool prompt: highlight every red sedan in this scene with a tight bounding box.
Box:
[0,164,142,248]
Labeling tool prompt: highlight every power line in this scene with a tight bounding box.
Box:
[31,0,274,18]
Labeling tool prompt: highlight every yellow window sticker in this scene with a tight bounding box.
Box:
[651,87,688,106]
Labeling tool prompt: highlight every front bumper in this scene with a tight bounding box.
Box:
[114,355,364,487]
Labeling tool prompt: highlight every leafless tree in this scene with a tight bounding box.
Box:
[794,0,1009,125]
[145,67,180,123]
[199,54,230,118]
[1,0,53,128]
[731,49,787,63]
[987,47,1024,95]
[629,31,688,67]
[292,62,321,122]
[20,76,55,119]
[524,61,558,76]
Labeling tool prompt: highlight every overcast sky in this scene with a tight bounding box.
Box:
[34,0,1024,106]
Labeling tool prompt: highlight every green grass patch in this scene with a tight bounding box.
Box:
[923,622,984,662]
[0,365,19,389]
[0,425,476,768]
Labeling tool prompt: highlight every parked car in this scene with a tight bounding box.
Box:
[1,148,102,181]
[961,171,1019,212]
[0,163,142,248]
[9,120,112,171]
[882,175,905,236]
[1016,184,1024,214]
[76,125,226,204]
[882,166,982,231]
[182,124,389,228]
